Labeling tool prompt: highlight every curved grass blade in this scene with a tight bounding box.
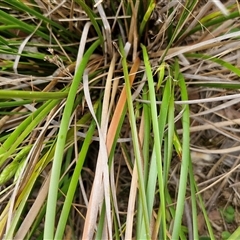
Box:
[75,0,103,43]
[0,9,49,41]
[5,0,75,38]
[43,39,101,239]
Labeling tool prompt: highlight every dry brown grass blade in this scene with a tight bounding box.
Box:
[4,103,62,235]
[178,118,240,135]
[101,52,117,134]
[0,202,10,239]
[43,62,76,92]
[174,1,199,40]
[14,174,50,239]
[191,145,240,155]
[150,30,240,59]
[82,56,140,239]
[13,21,42,74]
[100,51,124,232]
[191,98,240,117]
[196,160,240,196]
[94,0,112,56]
[106,57,141,153]
[128,0,139,61]
[82,70,112,239]
[125,162,138,239]
[0,106,22,130]
[213,0,229,16]
[138,92,240,105]
[6,141,45,234]
[148,1,181,51]
[181,1,213,38]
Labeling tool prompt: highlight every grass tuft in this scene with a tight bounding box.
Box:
[1,1,240,239]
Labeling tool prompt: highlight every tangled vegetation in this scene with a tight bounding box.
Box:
[0,1,240,239]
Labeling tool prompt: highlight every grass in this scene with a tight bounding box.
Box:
[0,0,240,239]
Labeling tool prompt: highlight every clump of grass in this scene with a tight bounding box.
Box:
[0,1,240,239]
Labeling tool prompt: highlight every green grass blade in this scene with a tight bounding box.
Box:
[165,76,174,185]
[171,68,190,239]
[0,9,49,40]
[227,226,240,240]
[186,11,240,36]
[186,53,240,77]
[141,44,166,240]
[0,100,42,108]
[5,0,74,37]
[54,119,97,239]
[139,75,171,239]
[43,39,101,239]
[139,0,155,37]
[136,85,151,237]
[0,90,67,100]
[142,85,151,183]
[160,0,198,62]
[74,0,103,42]
[120,40,151,239]
[0,99,60,168]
